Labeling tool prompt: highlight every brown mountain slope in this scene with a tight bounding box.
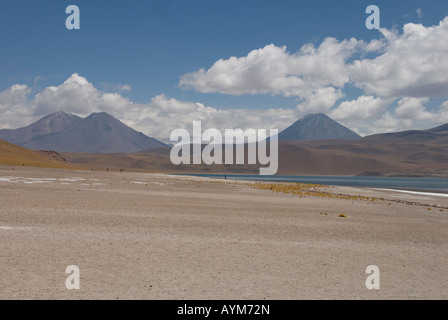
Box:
[62,128,448,177]
[275,139,448,176]
[0,139,72,169]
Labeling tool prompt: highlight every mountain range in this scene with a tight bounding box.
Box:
[57,122,448,177]
[274,122,448,176]
[0,111,167,153]
[1,111,447,177]
[0,111,362,153]
[0,111,362,154]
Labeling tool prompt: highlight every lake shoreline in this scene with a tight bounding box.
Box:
[175,173,448,194]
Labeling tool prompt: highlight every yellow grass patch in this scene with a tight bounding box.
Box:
[250,182,381,202]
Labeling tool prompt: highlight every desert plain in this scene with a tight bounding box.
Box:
[0,165,447,299]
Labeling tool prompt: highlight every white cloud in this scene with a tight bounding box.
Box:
[180,16,448,102]
[124,94,295,139]
[0,84,33,129]
[180,38,365,99]
[0,74,134,131]
[175,16,448,135]
[330,96,388,120]
[118,84,131,92]
[375,113,398,131]
[433,99,448,123]
[416,8,423,19]
[371,112,415,134]
[0,74,295,140]
[296,87,344,115]
[1,73,447,139]
[330,96,436,135]
[351,17,448,98]
[395,97,432,120]
[32,74,101,117]
[0,84,31,111]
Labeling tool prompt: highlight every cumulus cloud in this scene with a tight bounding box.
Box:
[0,84,31,111]
[181,17,448,101]
[0,84,34,129]
[32,74,101,117]
[1,72,448,139]
[0,74,294,140]
[123,94,294,139]
[435,100,448,123]
[180,38,366,99]
[351,17,448,98]
[176,16,448,135]
[118,84,131,92]
[330,96,388,120]
[371,112,415,134]
[0,74,134,130]
[395,97,432,120]
[296,87,344,115]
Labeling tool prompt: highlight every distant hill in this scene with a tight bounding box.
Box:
[276,121,448,176]
[278,113,360,141]
[62,122,448,177]
[427,123,448,133]
[363,122,448,143]
[3,110,447,177]
[0,111,167,153]
[0,139,71,168]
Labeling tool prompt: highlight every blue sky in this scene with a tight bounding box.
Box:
[1,0,448,139]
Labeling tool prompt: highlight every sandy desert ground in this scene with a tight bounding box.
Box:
[0,165,447,299]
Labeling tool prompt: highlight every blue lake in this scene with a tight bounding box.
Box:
[177,174,448,193]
